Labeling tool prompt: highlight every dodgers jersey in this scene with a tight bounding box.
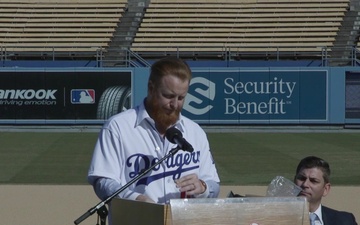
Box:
[88,101,220,204]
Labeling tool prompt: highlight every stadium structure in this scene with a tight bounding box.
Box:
[0,0,360,127]
[0,0,359,67]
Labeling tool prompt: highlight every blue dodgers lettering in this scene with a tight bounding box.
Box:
[126,153,160,178]
[166,151,199,168]
[126,151,200,186]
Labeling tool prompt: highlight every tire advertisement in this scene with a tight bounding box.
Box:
[0,71,131,123]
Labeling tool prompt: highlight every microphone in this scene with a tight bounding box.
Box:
[165,127,194,152]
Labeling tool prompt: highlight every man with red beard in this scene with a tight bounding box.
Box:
[294,156,357,225]
[87,57,220,222]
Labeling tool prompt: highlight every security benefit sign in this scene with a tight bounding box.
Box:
[0,71,131,121]
[182,70,327,123]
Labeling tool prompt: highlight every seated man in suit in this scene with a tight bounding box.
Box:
[294,156,358,225]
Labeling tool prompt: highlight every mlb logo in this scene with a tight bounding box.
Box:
[71,89,95,104]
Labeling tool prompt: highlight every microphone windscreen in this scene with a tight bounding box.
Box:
[165,127,182,144]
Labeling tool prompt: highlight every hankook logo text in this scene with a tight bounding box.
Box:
[0,89,57,106]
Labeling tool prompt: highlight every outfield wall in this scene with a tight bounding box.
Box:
[1,67,360,125]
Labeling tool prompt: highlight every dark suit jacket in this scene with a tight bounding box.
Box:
[322,206,358,225]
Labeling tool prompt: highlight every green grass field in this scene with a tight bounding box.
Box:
[1,130,359,186]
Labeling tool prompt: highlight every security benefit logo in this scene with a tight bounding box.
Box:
[71,89,95,104]
[184,76,296,117]
[183,70,328,122]
[184,77,216,115]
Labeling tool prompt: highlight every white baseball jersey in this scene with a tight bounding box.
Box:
[88,101,220,204]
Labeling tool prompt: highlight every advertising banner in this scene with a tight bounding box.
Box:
[182,70,328,123]
[0,71,131,123]
[346,71,360,119]
[0,68,330,125]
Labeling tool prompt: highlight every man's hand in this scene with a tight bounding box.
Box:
[135,194,155,203]
[175,174,207,196]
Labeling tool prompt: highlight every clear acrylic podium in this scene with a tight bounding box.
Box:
[111,197,310,225]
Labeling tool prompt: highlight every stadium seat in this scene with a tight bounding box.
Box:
[0,0,127,58]
[131,0,350,59]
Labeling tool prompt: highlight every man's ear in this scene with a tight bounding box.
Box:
[322,182,331,197]
[148,80,154,94]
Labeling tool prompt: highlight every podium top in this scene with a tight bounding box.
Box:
[110,197,310,225]
[170,197,310,225]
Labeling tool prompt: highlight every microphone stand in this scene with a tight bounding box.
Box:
[74,146,182,225]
